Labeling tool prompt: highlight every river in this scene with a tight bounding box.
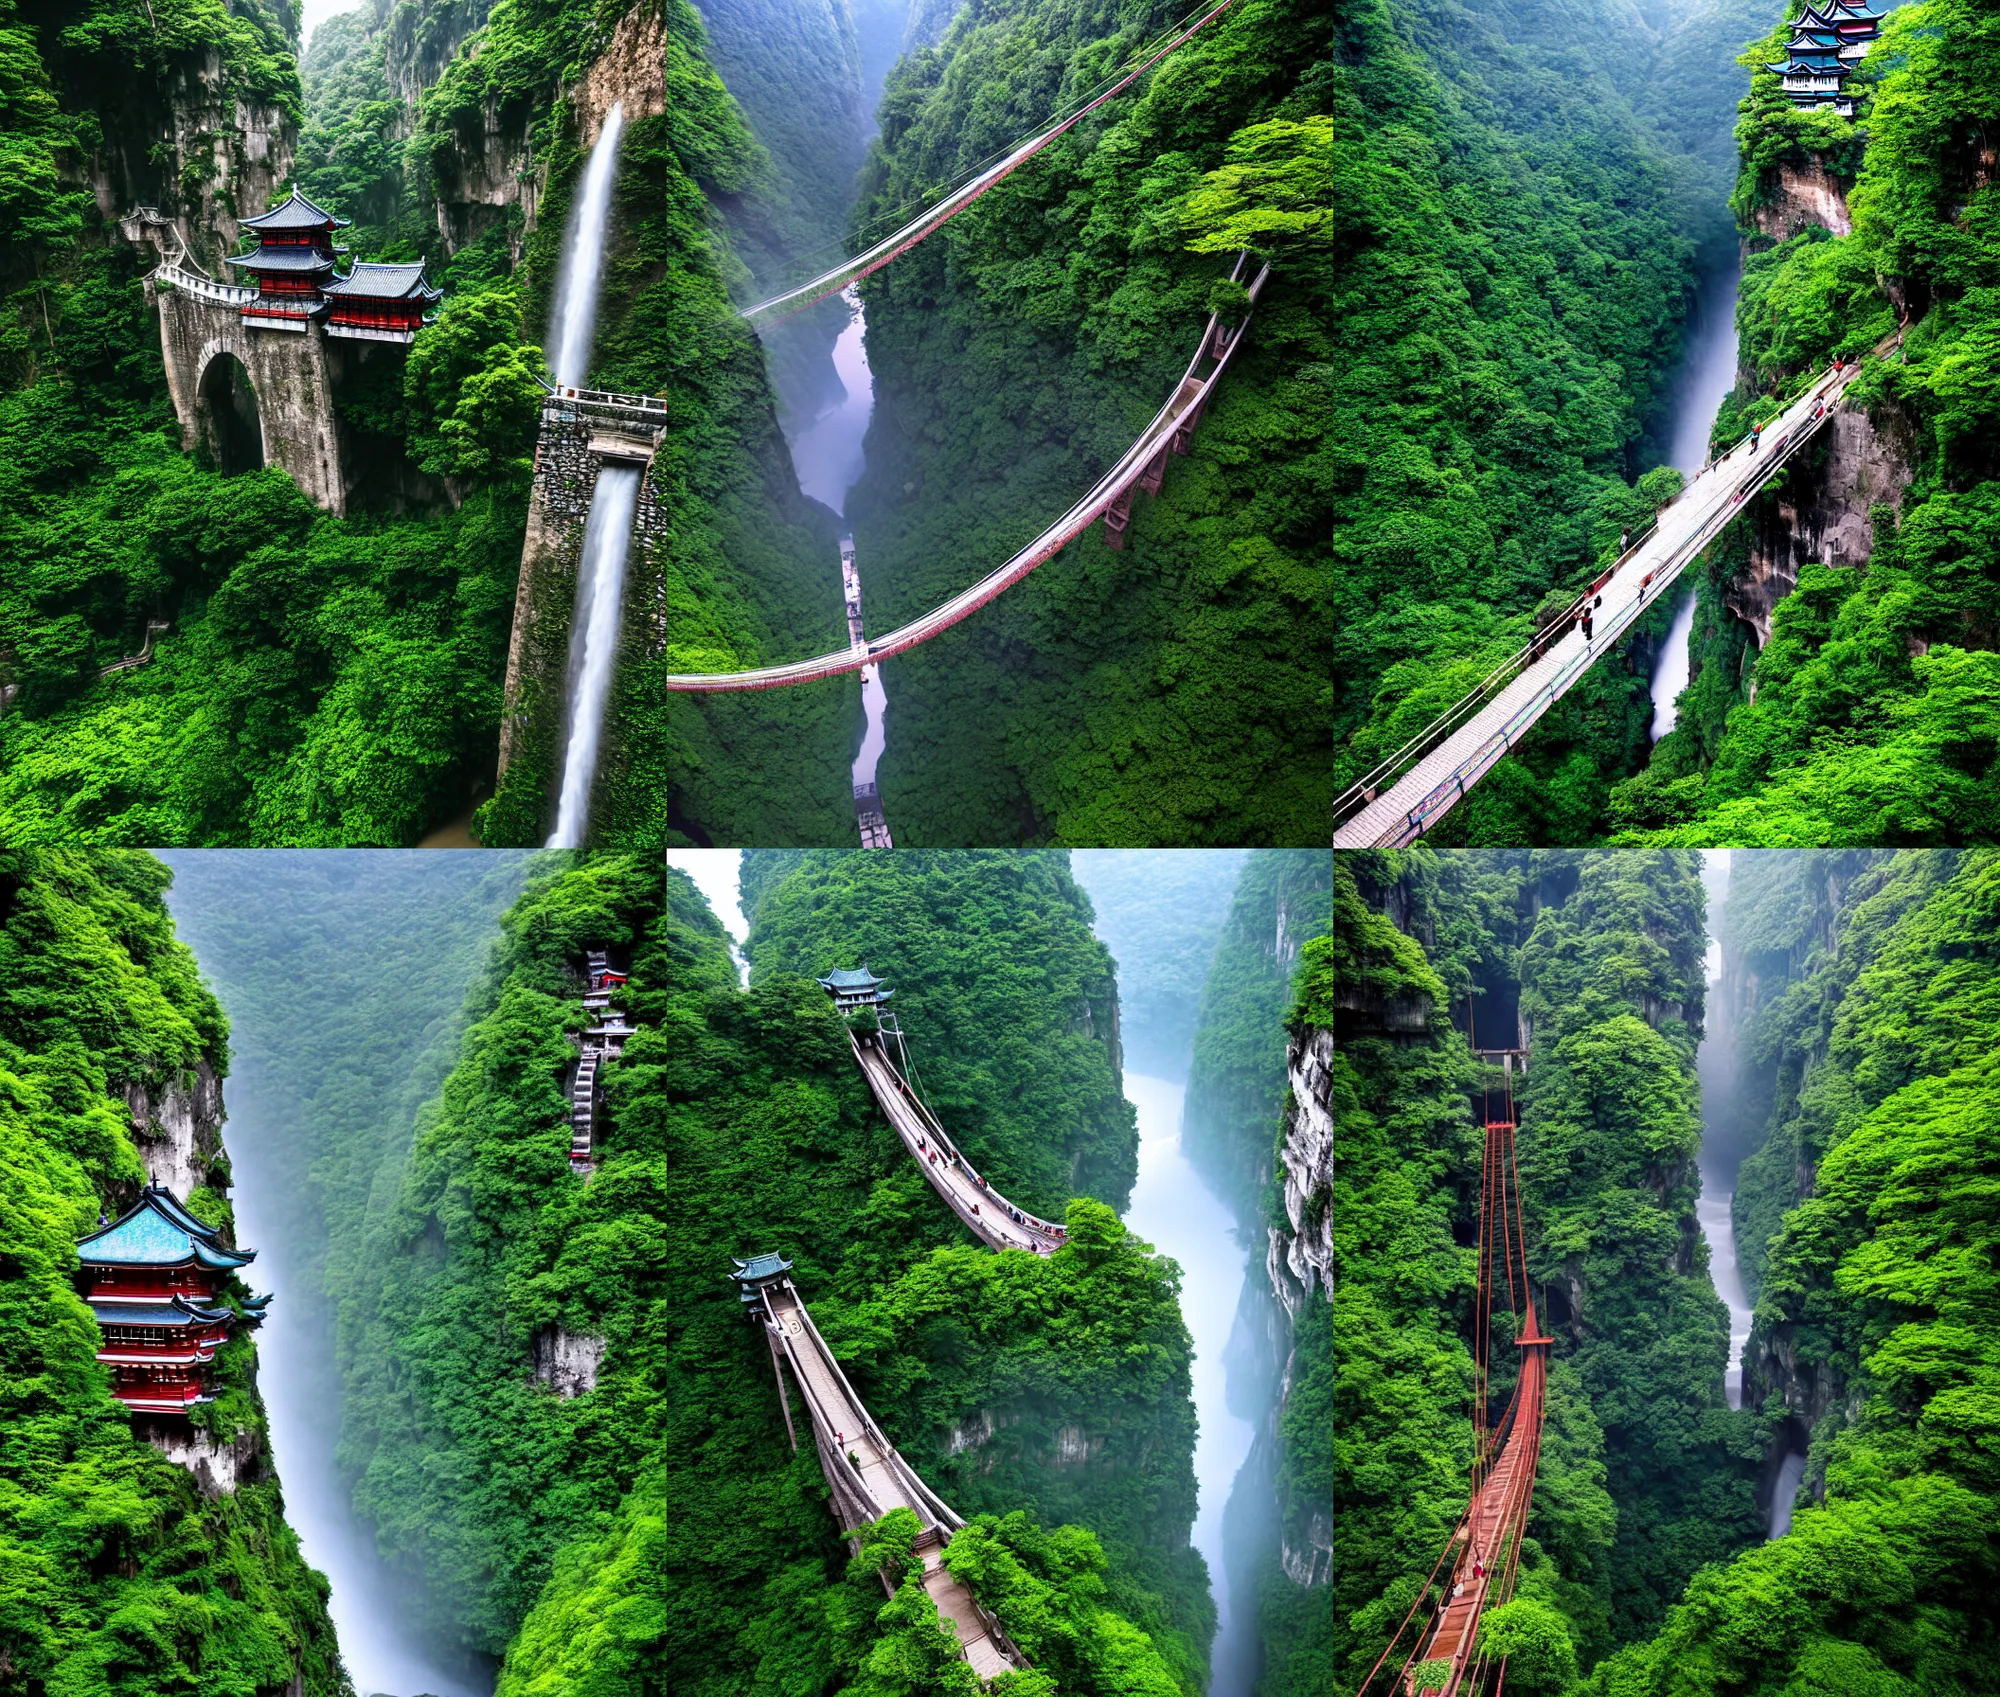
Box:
[777,290,890,823]
[1649,260,1743,737]
[1121,1073,1266,1696]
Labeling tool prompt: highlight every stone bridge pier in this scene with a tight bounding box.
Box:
[496,387,669,800]
[152,276,348,514]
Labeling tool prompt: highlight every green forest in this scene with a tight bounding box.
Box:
[0,848,348,1695]
[1332,847,2000,1695]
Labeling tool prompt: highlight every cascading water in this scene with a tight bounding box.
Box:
[547,466,640,848]
[1649,260,1744,736]
[1693,851,1808,1538]
[548,103,626,388]
[543,104,636,847]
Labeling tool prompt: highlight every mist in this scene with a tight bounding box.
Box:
[161,852,520,1697]
[1075,848,1283,1695]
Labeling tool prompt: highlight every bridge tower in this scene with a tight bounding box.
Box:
[816,965,910,1071]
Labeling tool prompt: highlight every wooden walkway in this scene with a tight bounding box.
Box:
[742,1265,1029,1680]
[1334,358,1870,847]
[851,1034,1067,1254]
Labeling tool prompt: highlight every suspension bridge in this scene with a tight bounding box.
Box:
[1356,1055,1551,1697]
[736,0,1240,329]
[671,261,1267,690]
[666,0,1261,692]
[1331,351,1891,846]
[729,971,1083,1678]
[732,1253,1032,1679]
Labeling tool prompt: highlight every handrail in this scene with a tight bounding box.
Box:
[1329,341,1896,845]
[669,261,1270,690]
[153,264,255,306]
[738,0,1241,327]
[542,381,669,415]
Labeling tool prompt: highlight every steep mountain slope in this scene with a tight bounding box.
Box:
[1593,849,2000,1693]
[0,849,347,1696]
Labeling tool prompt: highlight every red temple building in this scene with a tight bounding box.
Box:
[221,184,438,344]
[321,261,442,344]
[224,185,347,332]
[74,1185,269,1415]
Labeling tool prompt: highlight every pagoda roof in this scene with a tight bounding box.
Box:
[730,1253,793,1300]
[243,185,350,231]
[89,1296,234,1328]
[1786,27,1841,43]
[77,1186,255,1270]
[223,245,337,274]
[322,260,440,302]
[818,965,888,990]
[1770,57,1847,73]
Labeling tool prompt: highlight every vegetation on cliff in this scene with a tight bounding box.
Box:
[1593,849,2000,1693]
[0,849,347,1696]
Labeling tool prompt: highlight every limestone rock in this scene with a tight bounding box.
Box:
[533,1326,606,1397]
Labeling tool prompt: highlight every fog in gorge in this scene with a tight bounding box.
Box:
[1693,850,1808,1540]
[1073,849,1284,1695]
[161,853,520,1697]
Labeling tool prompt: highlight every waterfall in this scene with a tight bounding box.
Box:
[542,103,637,847]
[547,104,626,387]
[547,467,641,848]
[1649,260,1743,737]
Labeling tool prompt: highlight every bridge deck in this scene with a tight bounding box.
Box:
[759,1279,1022,1679]
[1336,361,1863,848]
[852,1037,1064,1254]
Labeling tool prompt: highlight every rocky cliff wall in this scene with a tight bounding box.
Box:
[1268,1025,1332,1319]
[1727,400,1916,647]
[1732,163,1915,651]
[83,50,296,267]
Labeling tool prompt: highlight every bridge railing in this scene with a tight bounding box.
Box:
[1328,355,1865,841]
[670,260,1271,690]
[153,264,256,307]
[543,381,668,417]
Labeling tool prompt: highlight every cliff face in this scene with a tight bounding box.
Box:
[81,50,297,264]
[1731,159,1916,653]
[1269,1024,1332,1317]
[1728,400,1917,647]
[1747,158,1853,241]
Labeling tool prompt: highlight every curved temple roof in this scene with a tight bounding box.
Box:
[242,184,351,231]
[322,260,441,303]
[223,245,338,274]
[77,1184,256,1269]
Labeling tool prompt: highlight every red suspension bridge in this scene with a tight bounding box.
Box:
[1356,1055,1551,1697]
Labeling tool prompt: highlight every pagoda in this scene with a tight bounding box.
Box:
[1768,0,1886,112]
[74,1185,268,1415]
[223,185,348,332]
[816,965,893,1015]
[320,260,442,345]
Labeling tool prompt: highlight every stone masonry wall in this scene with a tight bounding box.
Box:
[496,403,667,804]
[153,282,347,514]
